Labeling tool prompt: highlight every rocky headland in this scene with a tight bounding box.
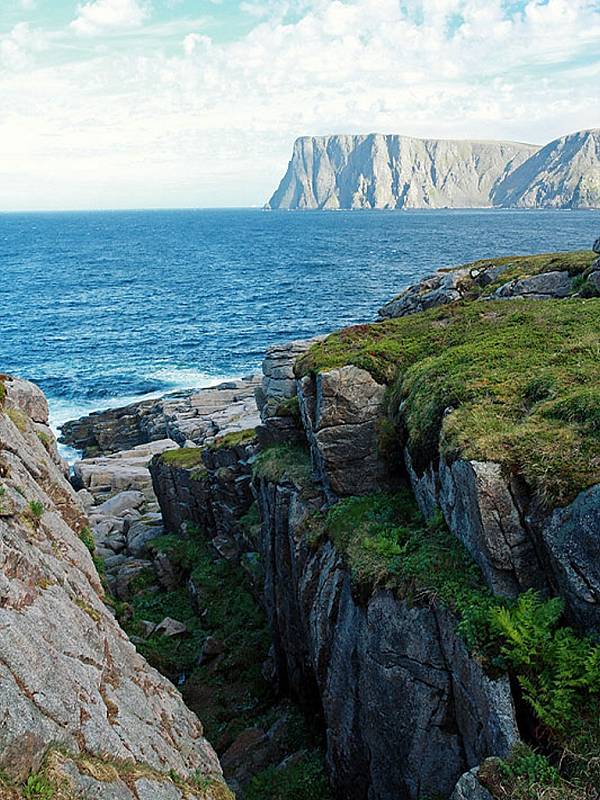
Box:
[267,129,600,210]
[2,235,600,799]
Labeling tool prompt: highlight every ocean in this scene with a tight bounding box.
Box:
[1,208,598,434]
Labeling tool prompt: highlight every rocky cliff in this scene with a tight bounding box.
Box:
[267,129,600,210]
[267,134,537,209]
[494,129,600,209]
[0,375,231,799]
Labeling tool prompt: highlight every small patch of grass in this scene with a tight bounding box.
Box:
[36,430,51,451]
[22,772,56,799]
[158,447,205,469]
[244,750,332,800]
[209,428,257,449]
[6,406,28,433]
[253,444,313,487]
[0,378,6,405]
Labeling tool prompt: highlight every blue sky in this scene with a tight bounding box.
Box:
[1,0,599,210]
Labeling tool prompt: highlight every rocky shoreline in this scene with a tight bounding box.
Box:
[2,236,599,799]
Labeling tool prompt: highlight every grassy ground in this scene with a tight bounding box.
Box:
[296,298,600,507]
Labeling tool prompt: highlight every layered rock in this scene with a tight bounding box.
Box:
[297,365,387,499]
[60,376,261,457]
[0,376,228,797]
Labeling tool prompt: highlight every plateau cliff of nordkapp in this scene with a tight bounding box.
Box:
[2,235,600,800]
[267,128,600,210]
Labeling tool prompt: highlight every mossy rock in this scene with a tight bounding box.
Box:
[158,448,205,469]
[296,298,600,507]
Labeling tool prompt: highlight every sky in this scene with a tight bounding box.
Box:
[1,0,599,210]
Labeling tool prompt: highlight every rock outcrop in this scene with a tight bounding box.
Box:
[60,376,261,457]
[0,376,229,798]
[267,134,537,210]
[267,129,600,210]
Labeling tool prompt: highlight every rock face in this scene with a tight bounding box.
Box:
[60,376,261,457]
[255,476,519,800]
[150,441,256,550]
[0,377,227,794]
[268,134,537,210]
[268,129,600,210]
[494,128,600,209]
[298,366,387,499]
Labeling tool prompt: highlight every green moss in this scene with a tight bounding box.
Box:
[158,447,205,469]
[244,750,332,800]
[297,299,600,507]
[253,444,313,487]
[27,500,44,522]
[79,526,95,554]
[0,378,6,405]
[209,428,257,449]
[36,431,51,450]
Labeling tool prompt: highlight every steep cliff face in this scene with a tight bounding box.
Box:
[493,129,600,209]
[254,474,518,800]
[268,129,600,210]
[0,375,230,799]
[267,134,537,209]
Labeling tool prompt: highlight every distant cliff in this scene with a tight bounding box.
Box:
[267,129,600,210]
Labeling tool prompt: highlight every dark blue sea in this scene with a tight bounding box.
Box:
[1,208,598,432]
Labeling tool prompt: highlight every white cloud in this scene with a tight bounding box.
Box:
[0,22,48,69]
[1,0,599,209]
[70,0,150,35]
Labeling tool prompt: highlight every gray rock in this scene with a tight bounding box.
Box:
[95,490,146,517]
[494,270,572,299]
[298,366,386,498]
[113,559,153,600]
[593,235,600,254]
[542,484,600,631]
[379,268,470,318]
[256,477,518,800]
[154,617,188,637]
[438,459,546,597]
[77,488,96,510]
[450,767,494,800]
[586,270,600,293]
[127,518,164,557]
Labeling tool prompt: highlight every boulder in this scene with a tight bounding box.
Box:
[2,376,49,423]
[127,517,164,557]
[378,268,471,318]
[450,767,494,800]
[298,366,387,498]
[95,490,146,517]
[493,270,572,299]
[113,560,154,600]
[593,235,600,254]
[154,617,188,637]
